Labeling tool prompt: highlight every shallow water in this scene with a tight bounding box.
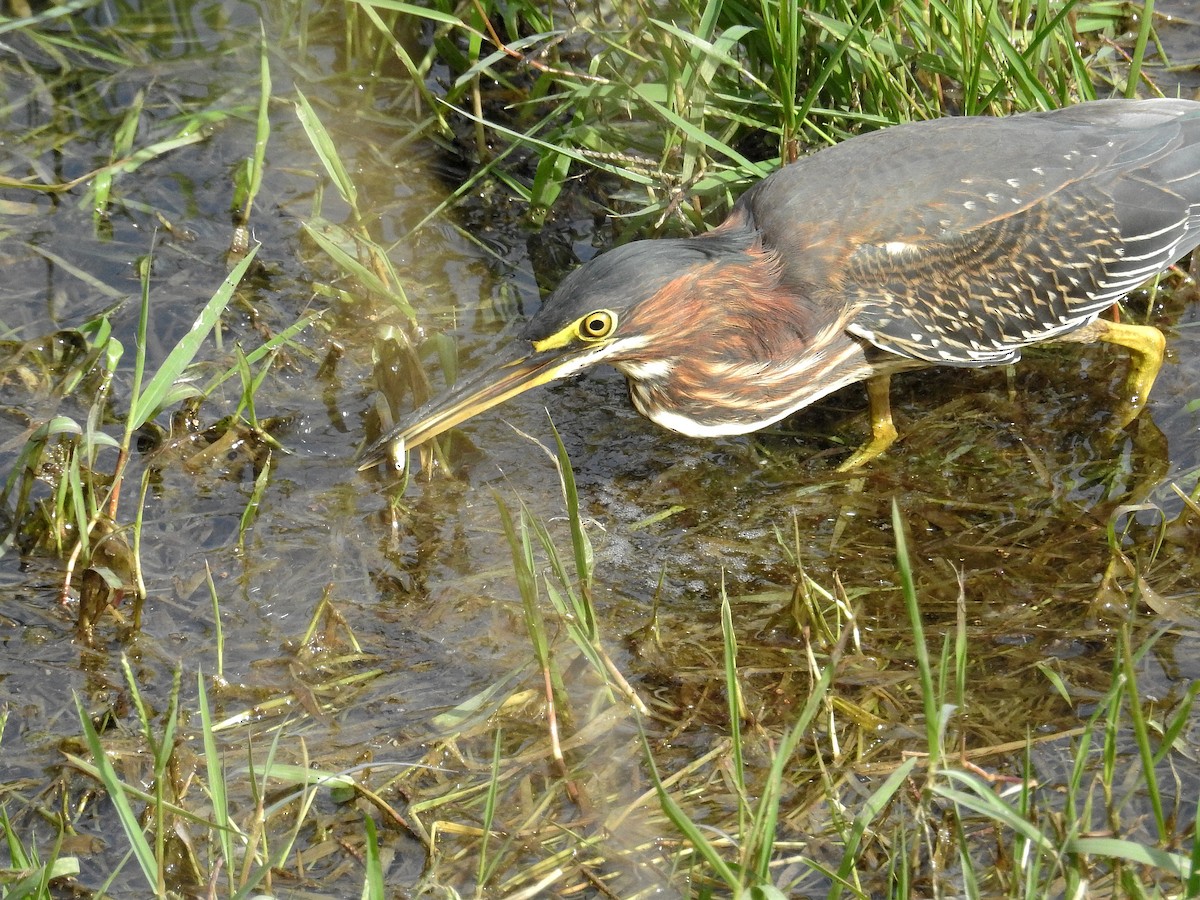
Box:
[1,1,1199,895]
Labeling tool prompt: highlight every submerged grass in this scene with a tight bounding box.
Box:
[339,474,1196,897]
[0,0,1197,898]
[3,487,1195,895]
[0,245,265,638]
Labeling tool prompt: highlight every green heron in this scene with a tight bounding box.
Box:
[359,98,1199,472]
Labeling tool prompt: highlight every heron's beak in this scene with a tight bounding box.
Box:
[356,339,601,470]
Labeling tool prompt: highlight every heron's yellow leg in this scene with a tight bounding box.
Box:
[1096,320,1166,427]
[838,374,898,471]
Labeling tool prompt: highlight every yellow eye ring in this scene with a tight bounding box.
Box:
[577,309,616,341]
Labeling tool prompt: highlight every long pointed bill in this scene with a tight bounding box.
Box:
[357,339,605,470]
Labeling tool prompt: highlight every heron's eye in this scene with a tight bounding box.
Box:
[577,310,616,341]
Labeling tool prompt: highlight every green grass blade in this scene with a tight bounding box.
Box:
[893,499,941,766]
[641,722,740,890]
[1068,837,1193,880]
[720,579,745,798]
[238,450,272,551]
[752,660,838,882]
[200,310,320,395]
[92,88,143,216]
[1120,625,1166,838]
[477,727,504,887]
[75,694,159,892]
[829,757,919,900]
[360,813,384,900]
[232,26,271,229]
[549,422,593,596]
[0,0,101,34]
[1125,0,1154,97]
[295,89,358,210]
[197,672,235,870]
[350,0,464,28]
[129,246,259,431]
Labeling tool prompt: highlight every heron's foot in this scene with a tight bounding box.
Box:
[837,423,898,471]
[1097,320,1166,429]
[837,374,898,472]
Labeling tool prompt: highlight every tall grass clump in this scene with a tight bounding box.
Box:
[352,0,1147,235]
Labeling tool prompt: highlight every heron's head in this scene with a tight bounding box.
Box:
[357,226,788,469]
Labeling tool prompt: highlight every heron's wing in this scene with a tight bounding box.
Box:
[742,102,1200,366]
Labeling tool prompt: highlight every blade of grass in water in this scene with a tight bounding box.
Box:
[128,248,260,432]
[893,499,942,768]
[76,693,159,892]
